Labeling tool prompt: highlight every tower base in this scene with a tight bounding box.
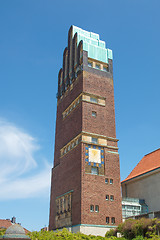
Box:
[54,224,117,237]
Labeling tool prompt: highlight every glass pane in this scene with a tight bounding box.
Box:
[91,167,98,175]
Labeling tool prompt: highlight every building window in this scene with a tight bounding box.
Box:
[110,195,114,201]
[92,111,97,117]
[106,217,109,224]
[88,61,92,67]
[95,64,100,69]
[105,178,108,184]
[95,205,99,212]
[111,217,115,224]
[91,167,99,175]
[90,205,94,212]
[103,65,109,72]
[106,195,109,201]
[90,97,98,104]
[92,137,98,144]
[110,179,113,184]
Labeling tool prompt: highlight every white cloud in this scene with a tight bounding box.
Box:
[0,119,51,200]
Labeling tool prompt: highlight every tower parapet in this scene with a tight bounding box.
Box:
[57,26,113,100]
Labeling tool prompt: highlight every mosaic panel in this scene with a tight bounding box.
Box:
[85,145,104,174]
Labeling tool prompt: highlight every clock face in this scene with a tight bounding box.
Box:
[89,148,101,163]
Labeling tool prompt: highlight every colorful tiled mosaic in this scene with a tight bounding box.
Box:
[85,144,104,168]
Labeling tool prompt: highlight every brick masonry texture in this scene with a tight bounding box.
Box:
[49,50,122,230]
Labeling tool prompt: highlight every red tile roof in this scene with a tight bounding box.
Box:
[0,219,29,234]
[0,219,12,229]
[122,148,160,183]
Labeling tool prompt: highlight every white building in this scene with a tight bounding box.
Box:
[121,149,160,214]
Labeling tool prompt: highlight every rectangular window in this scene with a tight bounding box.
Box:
[95,64,100,69]
[90,205,94,212]
[110,179,113,184]
[90,97,98,104]
[110,195,114,201]
[103,65,109,72]
[111,217,115,224]
[91,167,99,175]
[106,195,109,201]
[106,217,109,224]
[95,205,99,212]
[92,137,98,144]
[88,61,92,67]
[105,178,108,184]
[92,111,97,117]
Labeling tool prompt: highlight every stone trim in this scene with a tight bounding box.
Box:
[62,92,106,120]
[56,190,74,199]
[60,132,118,158]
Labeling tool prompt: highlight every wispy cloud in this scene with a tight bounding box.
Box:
[0,119,51,200]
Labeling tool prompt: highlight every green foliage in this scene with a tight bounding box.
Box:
[105,229,117,237]
[0,228,6,236]
[116,218,160,240]
[28,228,109,240]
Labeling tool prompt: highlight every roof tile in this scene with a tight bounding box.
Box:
[122,148,160,183]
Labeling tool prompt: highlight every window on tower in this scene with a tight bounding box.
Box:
[103,65,109,72]
[105,178,108,184]
[106,217,109,224]
[91,167,99,175]
[106,195,109,201]
[110,195,114,201]
[110,179,113,184]
[111,217,115,224]
[92,111,97,117]
[95,205,99,212]
[95,64,100,69]
[90,97,98,104]
[90,205,94,212]
[91,137,98,144]
[88,61,92,67]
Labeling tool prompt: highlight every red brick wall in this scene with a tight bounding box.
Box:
[81,143,122,226]
[49,59,122,230]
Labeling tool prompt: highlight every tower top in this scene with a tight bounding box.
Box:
[70,25,113,63]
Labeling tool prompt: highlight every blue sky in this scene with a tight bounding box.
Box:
[0,0,160,232]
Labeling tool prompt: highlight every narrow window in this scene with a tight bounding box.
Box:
[110,179,113,184]
[92,111,97,117]
[90,97,98,104]
[106,195,109,201]
[88,61,92,67]
[105,178,108,184]
[95,205,99,212]
[111,217,115,224]
[71,142,75,148]
[68,145,71,151]
[110,195,114,201]
[90,205,94,212]
[106,217,109,224]
[60,199,63,213]
[103,65,109,72]
[95,64,100,69]
[92,137,98,144]
[91,167,99,175]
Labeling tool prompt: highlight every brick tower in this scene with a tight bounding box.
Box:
[49,26,122,236]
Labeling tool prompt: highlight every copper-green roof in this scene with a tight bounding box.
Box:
[72,25,113,63]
